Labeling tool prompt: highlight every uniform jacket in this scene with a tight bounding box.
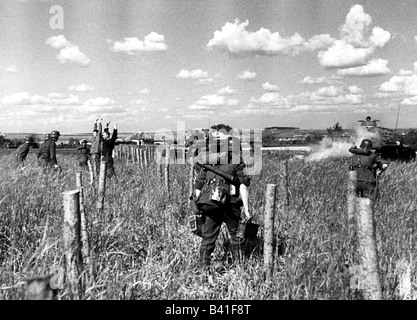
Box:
[16,143,31,159]
[349,147,385,184]
[91,122,102,154]
[77,145,91,163]
[195,159,250,205]
[37,138,58,165]
[101,129,117,157]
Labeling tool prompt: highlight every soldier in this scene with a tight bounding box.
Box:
[77,139,91,168]
[349,139,388,200]
[194,130,251,271]
[101,121,118,178]
[37,130,61,171]
[91,117,103,175]
[15,136,34,168]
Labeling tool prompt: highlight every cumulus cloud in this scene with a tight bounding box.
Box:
[301,76,327,85]
[1,92,79,105]
[188,94,239,110]
[197,78,215,84]
[206,19,335,56]
[110,32,167,55]
[84,97,114,106]
[317,5,391,69]
[218,86,236,95]
[262,82,280,91]
[68,84,94,92]
[46,35,91,67]
[401,96,417,105]
[318,40,374,69]
[337,58,390,77]
[5,65,18,73]
[379,74,417,95]
[250,92,289,105]
[310,85,343,99]
[236,70,257,80]
[130,99,147,105]
[176,69,208,79]
[45,35,69,49]
[348,85,364,94]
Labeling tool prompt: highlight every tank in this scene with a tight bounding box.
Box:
[358,116,416,162]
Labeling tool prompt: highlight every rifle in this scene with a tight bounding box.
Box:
[195,162,239,184]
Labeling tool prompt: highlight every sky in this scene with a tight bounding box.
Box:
[2,0,417,134]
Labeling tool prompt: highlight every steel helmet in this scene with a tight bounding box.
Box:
[360,139,373,149]
[26,136,34,143]
[50,130,60,140]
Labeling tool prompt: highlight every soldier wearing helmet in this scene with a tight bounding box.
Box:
[349,139,388,200]
[77,139,91,168]
[193,124,252,270]
[15,136,34,167]
[37,130,61,171]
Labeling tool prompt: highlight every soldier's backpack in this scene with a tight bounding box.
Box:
[196,167,236,215]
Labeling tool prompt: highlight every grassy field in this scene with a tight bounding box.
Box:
[0,148,416,300]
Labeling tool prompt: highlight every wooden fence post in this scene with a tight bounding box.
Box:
[165,145,170,193]
[96,161,107,212]
[62,190,84,299]
[75,172,90,267]
[189,157,194,198]
[264,184,276,281]
[143,148,148,167]
[135,147,140,167]
[355,197,382,300]
[278,160,289,220]
[91,157,97,181]
[347,170,357,222]
[87,160,94,185]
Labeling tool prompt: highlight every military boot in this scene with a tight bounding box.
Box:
[199,248,211,269]
[231,243,246,265]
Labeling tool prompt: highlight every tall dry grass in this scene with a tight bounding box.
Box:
[0,149,415,300]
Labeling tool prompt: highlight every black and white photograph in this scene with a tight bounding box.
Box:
[0,0,416,307]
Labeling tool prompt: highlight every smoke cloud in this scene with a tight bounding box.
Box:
[305,126,380,162]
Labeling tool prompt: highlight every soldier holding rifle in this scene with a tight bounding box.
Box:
[193,129,252,270]
[349,139,388,201]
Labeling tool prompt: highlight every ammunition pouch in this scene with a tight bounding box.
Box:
[188,214,203,237]
[197,180,230,214]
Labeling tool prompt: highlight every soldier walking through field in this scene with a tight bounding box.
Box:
[15,136,34,168]
[37,130,61,171]
[101,121,118,178]
[349,139,388,201]
[194,127,252,271]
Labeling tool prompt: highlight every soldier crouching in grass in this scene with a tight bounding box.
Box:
[15,136,34,168]
[194,127,252,272]
[349,139,388,202]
